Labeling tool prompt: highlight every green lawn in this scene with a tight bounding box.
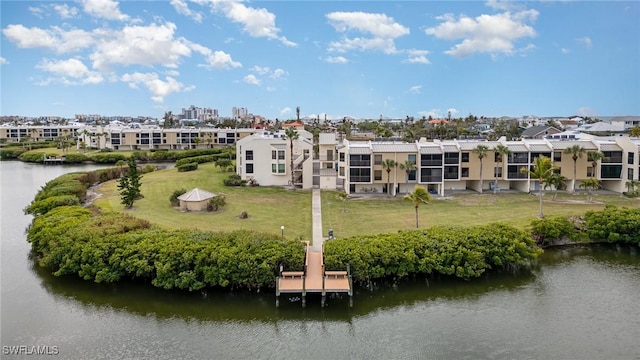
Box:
[321,190,640,238]
[20,147,138,158]
[94,163,640,240]
[94,163,313,240]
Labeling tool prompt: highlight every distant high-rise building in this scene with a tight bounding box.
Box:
[232,107,248,120]
[180,105,219,121]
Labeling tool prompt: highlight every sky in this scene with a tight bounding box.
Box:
[1,0,639,120]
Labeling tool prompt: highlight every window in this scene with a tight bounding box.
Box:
[461,168,469,178]
[444,152,459,164]
[278,150,285,160]
[272,150,277,160]
[246,164,254,174]
[408,170,417,181]
[339,153,345,162]
[587,167,594,178]
[350,154,371,166]
[494,167,502,178]
[495,152,502,162]
[374,154,382,165]
[508,152,528,163]
[601,165,622,179]
[602,151,622,163]
[408,154,416,163]
[628,152,635,165]
[278,163,285,173]
[461,153,469,162]
[420,168,442,182]
[628,168,634,180]
[420,154,443,166]
[374,170,382,181]
[349,168,371,182]
[339,166,345,176]
[508,165,528,179]
[444,166,458,179]
[246,150,253,160]
[554,152,562,162]
[271,164,286,174]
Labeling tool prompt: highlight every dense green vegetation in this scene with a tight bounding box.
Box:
[177,162,198,172]
[584,206,640,245]
[9,147,230,164]
[324,224,542,283]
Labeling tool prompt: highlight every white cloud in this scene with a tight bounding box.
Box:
[203,50,242,70]
[270,68,286,79]
[418,109,441,118]
[266,86,276,92]
[243,74,261,86]
[79,0,129,21]
[325,56,349,64]
[404,49,430,64]
[36,58,104,85]
[426,9,538,57]
[211,1,296,47]
[90,22,191,71]
[408,85,422,94]
[170,0,203,23]
[29,6,44,18]
[0,57,8,65]
[577,107,597,117]
[53,4,79,19]
[121,72,186,102]
[447,108,459,117]
[577,36,592,49]
[166,69,180,77]
[250,65,270,74]
[326,11,410,54]
[561,48,570,54]
[280,107,292,115]
[2,25,94,53]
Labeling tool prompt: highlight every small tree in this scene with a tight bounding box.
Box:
[399,159,416,191]
[118,156,142,208]
[337,191,349,212]
[587,151,606,179]
[404,186,432,228]
[207,196,226,212]
[494,144,511,193]
[580,178,601,202]
[546,172,567,200]
[521,156,556,218]
[284,128,299,186]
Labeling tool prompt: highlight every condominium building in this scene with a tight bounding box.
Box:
[236,130,314,189]
[337,136,640,196]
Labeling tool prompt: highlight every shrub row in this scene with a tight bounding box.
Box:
[324,224,542,283]
[584,206,640,245]
[177,162,198,172]
[175,154,219,167]
[0,148,27,160]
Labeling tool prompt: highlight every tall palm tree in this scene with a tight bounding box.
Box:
[284,128,299,186]
[382,159,397,195]
[472,145,489,193]
[520,156,556,218]
[580,178,601,202]
[564,145,586,193]
[494,144,511,193]
[399,159,417,191]
[404,186,432,228]
[587,151,605,179]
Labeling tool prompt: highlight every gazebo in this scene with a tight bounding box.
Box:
[177,188,217,212]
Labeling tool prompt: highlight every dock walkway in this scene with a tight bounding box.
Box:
[275,189,352,307]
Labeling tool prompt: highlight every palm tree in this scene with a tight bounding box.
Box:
[472,145,489,193]
[404,186,432,228]
[564,145,586,193]
[587,151,605,179]
[625,180,640,193]
[520,156,556,218]
[546,172,567,200]
[580,178,601,202]
[630,126,640,138]
[284,128,299,186]
[382,159,396,195]
[399,159,417,192]
[494,144,511,193]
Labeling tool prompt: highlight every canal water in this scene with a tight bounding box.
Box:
[1,161,639,359]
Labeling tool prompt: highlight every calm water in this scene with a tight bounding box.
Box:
[1,161,639,359]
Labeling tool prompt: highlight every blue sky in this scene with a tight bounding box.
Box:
[1,0,638,120]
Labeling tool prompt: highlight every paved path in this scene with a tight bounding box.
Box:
[311,188,323,252]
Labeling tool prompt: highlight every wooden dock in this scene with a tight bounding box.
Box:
[276,242,352,307]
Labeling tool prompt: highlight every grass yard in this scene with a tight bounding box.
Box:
[321,190,640,238]
[94,162,640,240]
[94,163,313,240]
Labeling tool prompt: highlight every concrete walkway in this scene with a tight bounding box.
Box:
[311,188,323,252]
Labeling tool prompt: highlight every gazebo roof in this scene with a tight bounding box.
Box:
[177,188,217,202]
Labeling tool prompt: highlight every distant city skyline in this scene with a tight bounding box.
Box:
[1,1,638,120]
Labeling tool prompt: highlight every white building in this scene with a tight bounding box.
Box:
[236,130,316,189]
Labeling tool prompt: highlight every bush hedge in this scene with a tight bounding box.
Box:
[584,206,640,245]
[177,162,198,172]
